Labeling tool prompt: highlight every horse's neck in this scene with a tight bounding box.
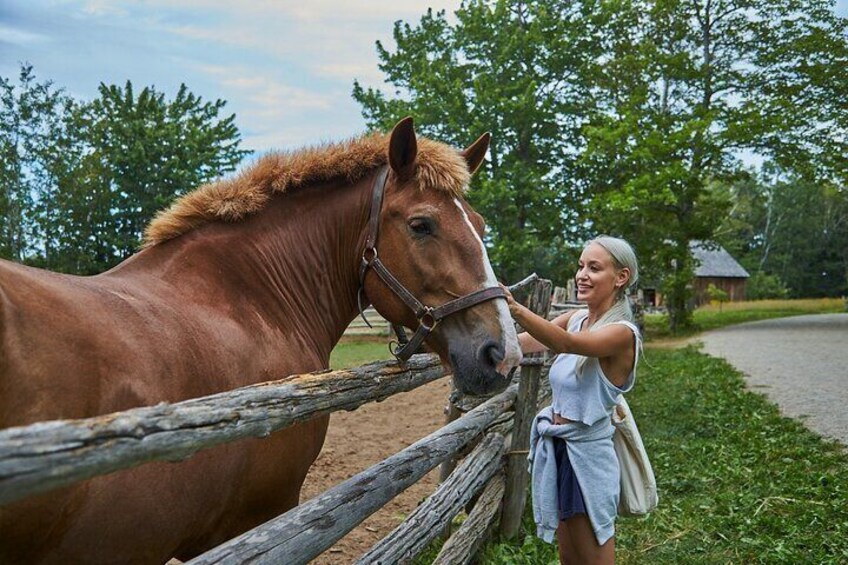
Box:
[116,177,371,361]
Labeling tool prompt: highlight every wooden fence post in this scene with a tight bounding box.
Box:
[438,396,463,539]
[499,278,552,539]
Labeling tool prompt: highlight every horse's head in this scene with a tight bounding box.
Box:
[361,118,522,395]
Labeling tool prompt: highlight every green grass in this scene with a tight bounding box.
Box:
[645,297,844,340]
[329,336,394,370]
[479,346,848,564]
[331,302,848,563]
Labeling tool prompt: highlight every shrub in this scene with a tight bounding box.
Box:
[746,272,790,300]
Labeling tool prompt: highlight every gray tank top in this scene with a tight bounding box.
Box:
[549,310,640,426]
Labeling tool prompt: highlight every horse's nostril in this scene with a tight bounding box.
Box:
[478,339,504,368]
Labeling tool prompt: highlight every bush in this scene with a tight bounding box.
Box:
[746,272,790,300]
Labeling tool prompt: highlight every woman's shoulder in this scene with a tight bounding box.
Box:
[550,308,587,330]
[607,319,642,341]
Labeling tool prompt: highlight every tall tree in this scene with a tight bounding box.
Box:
[353,1,605,282]
[58,82,250,269]
[580,0,847,329]
[0,64,70,262]
[0,65,251,274]
[718,167,848,298]
[355,0,848,330]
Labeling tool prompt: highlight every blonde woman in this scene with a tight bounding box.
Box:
[505,236,641,565]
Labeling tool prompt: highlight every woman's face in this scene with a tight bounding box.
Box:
[575,243,629,307]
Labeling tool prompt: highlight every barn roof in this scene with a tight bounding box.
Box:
[690,241,750,278]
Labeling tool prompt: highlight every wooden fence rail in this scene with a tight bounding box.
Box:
[432,472,506,565]
[0,355,444,505]
[188,383,519,565]
[344,306,390,336]
[357,432,506,564]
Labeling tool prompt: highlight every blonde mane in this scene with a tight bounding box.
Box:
[143,132,472,247]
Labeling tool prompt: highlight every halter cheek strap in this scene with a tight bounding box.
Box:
[357,166,507,363]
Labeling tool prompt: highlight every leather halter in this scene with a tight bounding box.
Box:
[357,166,507,363]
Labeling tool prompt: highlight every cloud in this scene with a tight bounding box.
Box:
[80,1,129,18]
[2,0,463,152]
[0,23,49,46]
[192,63,333,110]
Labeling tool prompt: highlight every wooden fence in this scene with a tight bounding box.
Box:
[0,275,565,564]
[344,306,390,337]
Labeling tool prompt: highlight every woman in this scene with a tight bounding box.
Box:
[505,236,640,564]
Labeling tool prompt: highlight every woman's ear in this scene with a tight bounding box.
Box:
[616,267,631,290]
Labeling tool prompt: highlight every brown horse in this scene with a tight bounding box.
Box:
[0,118,521,564]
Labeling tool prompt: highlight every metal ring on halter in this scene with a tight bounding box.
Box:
[419,309,437,331]
[363,246,377,264]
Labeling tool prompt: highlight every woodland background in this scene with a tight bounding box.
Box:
[2,0,846,331]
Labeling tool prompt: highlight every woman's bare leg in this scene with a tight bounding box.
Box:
[556,520,576,564]
[563,514,614,564]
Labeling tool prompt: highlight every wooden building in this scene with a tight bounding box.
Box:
[690,241,750,305]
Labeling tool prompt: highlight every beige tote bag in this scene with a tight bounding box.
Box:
[612,396,658,516]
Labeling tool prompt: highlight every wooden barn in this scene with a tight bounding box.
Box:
[691,241,750,306]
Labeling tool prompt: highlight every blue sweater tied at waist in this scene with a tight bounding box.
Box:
[528,405,620,545]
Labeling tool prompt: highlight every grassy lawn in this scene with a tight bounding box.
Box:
[479,346,848,564]
[329,336,394,370]
[645,297,844,340]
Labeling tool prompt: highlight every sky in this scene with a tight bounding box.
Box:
[0,0,462,154]
[2,0,847,157]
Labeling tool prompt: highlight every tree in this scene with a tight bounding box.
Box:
[354,0,848,331]
[706,282,729,310]
[353,1,605,282]
[54,81,250,270]
[579,0,847,329]
[0,64,252,274]
[719,167,848,298]
[0,64,71,262]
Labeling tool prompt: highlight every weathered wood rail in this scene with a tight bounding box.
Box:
[1,273,552,564]
[190,386,518,564]
[0,356,445,505]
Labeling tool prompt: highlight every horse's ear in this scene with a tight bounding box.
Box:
[389,116,418,180]
[461,132,491,175]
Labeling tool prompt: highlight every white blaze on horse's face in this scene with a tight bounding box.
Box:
[452,198,523,376]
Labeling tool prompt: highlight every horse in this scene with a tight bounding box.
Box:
[0,117,522,564]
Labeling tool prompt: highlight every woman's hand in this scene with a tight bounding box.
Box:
[499,283,525,319]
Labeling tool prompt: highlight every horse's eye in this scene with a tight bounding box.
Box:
[408,217,435,237]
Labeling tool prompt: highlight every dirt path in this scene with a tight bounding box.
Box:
[299,375,454,564]
[697,313,848,446]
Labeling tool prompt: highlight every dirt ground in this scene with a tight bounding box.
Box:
[299,375,455,564]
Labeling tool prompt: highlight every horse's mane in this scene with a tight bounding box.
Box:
[143,132,471,247]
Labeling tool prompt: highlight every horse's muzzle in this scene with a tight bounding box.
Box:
[449,343,513,396]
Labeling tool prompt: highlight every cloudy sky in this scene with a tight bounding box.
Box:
[2,0,847,156]
[0,0,462,154]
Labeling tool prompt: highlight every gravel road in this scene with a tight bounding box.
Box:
[698,313,848,446]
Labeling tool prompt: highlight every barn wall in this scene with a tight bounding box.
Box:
[694,277,747,306]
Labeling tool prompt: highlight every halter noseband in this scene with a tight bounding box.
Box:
[357,166,507,363]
